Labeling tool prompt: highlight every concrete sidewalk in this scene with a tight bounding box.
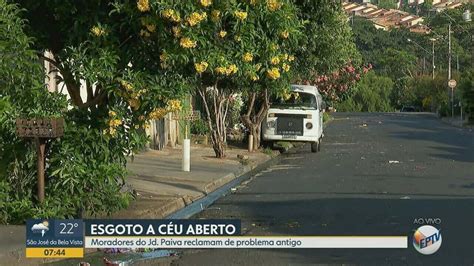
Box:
[0,144,274,265]
[441,116,474,130]
[110,144,274,219]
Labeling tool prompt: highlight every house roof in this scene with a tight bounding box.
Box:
[342,1,431,33]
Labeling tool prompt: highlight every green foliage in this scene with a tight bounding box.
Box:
[191,119,209,136]
[336,97,362,112]
[460,70,474,121]
[376,48,417,80]
[322,112,331,123]
[47,124,134,215]
[375,0,398,9]
[263,147,273,156]
[337,72,394,112]
[0,180,8,223]
[404,75,449,112]
[294,0,360,77]
[117,0,302,157]
[0,0,148,223]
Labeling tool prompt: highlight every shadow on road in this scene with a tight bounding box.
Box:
[194,196,474,265]
[383,113,474,163]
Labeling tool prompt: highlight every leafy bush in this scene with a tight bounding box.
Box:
[335,98,362,112]
[191,119,210,136]
[403,75,449,113]
[323,112,332,123]
[460,70,474,122]
[0,1,139,223]
[336,72,394,112]
[0,181,9,224]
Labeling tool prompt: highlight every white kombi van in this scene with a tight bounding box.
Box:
[262,85,324,153]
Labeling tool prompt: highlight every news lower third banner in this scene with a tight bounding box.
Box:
[26,219,407,258]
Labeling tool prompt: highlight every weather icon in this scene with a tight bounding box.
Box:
[31,221,49,237]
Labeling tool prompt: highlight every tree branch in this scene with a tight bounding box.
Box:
[77,92,106,109]
[38,53,63,71]
[86,80,93,102]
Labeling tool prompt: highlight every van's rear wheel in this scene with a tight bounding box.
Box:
[318,138,322,151]
[311,142,319,153]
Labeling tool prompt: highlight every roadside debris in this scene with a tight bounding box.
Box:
[141,249,178,259]
[388,160,400,164]
[237,154,249,160]
[103,248,133,254]
[287,221,300,228]
[103,257,131,266]
[400,196,411,200]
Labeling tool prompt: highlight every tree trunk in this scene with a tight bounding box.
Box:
[210,130,226,158]
[249,124,261,151]
[241,90,270,151]
[198,85,230,158]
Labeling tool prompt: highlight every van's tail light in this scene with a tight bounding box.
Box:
[268,113,275,118]
[306,114,312,119]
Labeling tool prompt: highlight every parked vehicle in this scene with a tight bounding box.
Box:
[401,106,417,112]
[262,85,324,153]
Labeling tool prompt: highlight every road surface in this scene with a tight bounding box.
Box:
[173,113,474,265]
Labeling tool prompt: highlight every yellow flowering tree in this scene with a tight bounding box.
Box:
[124,0,301,157]
[236,0,302,150]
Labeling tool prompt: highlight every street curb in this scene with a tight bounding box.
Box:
[203,172,237,195]
[439,117,474,130]
[166,153,281,219]
[141,197,187,219]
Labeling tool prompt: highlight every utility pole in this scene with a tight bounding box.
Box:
[448,23,454,118]
[431,39,435,80]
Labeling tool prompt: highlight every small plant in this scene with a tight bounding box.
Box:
[323,112,331,124]
[263,147,273,156]
[191,119,210,136]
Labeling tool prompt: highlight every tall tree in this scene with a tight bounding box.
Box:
[119,0,301,156]
[2,0,187,221]
[294,0,360,78]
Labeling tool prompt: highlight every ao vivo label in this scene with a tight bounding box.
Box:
[413,218,441,225]
[413,225,442,255]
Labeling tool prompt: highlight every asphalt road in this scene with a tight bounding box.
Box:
[172,113,474,265]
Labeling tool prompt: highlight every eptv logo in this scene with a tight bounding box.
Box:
[413,225,442,255]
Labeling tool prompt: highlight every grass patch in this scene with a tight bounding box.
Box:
[323,112,332,124]
[263,147,273,156]
[277,141,293,149]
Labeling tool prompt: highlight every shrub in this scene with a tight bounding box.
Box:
[0,1,138,223]
[404,75,449,114]
[336,72,394,112]
[191,119,210,136]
